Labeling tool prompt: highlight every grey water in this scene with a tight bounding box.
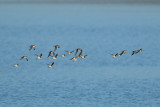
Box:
[0,4,160,107]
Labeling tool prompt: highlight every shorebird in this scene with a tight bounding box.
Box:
[131,50,138,55]
[65,50,74,55]
[137,48,143,53]
[48,62,54,68]
[132,48,143,55]
[35,53,42,59]
[81,55,87,59]
[119,50,127,56]
[20,56,28,61]
[48,51,55,57]
[77,50,83,58]
[75,48,82,55]
[70,57,78,62]
[52,54,58,59]
[54,45,60,52]
[14,64,20,67]
[112,53,119,58]
[29,45,36,51]
[61,54,66,58]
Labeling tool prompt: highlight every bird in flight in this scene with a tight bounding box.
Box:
[70,57,78,62]
[14,64,20,67]
[54,45,60,52]
[81,55,87,59]
[48,62,54,68]
[29,45,36,51]
[52,54,58,59]
[35,53,42,59]
[119,50,127,56]
[111,53,119,58]
[20,56,28,61]
[48,51,55,57]
[61,54,66,58]
[75,48,82,55]
[65,50,74,55]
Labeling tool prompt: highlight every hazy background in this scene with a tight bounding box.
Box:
[0,0,160,4]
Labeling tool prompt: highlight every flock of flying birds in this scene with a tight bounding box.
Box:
[13,45,88,68]
[14,44,143,68]
[111,48,143,58]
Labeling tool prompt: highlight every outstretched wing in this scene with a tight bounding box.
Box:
[26,58,28,61]
[51,62,54,66]
[54,45,59,52]
[78,50,83,56]
[54,47,57,52]
[29,45,33,51]
[20,56,24,60]
[75,49,78,55]
[52,52,55,56]
[137,48,142,53]
[131,51,135,55]
[48,52,51,57]
[40,53,42,57]
[54,48,56,52]
[55,54,58,57]
[115,53,119,56]
[48,51,52,57]
[119,52,123,56]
